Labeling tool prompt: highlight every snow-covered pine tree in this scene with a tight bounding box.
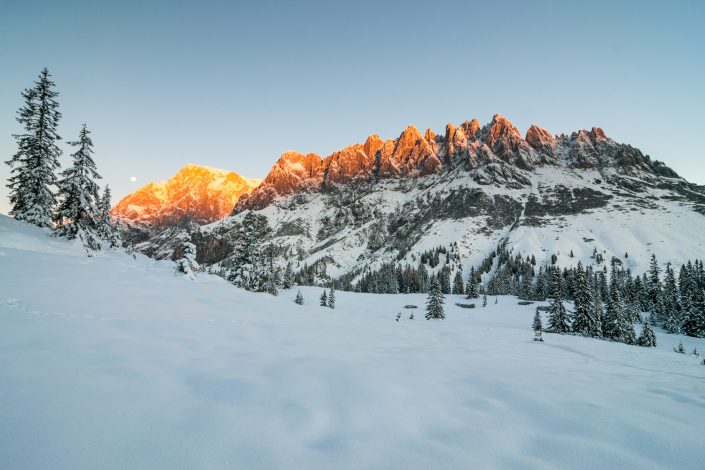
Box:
[662,263,681,333]
[532,309,543,342]
[603,263,635,344]
[319,290,328,307]
[175,241,199,279]
[6,68,62,227]
[54,124,102,251]
[97,185,120,248]
[425,279,445,320]
[647,254,662,318]
[572,262,600,337]
[638,321,657,347]
[465,269,478,299]
[327,287,335,309]
[452,271,464,295]
[260,243,280,295]
[283,262,294,289]
[294,290,304,305]
[546,267,570,333]
[682,288,705,338]
[482,293,488,307]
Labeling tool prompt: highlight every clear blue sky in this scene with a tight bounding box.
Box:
[1,0,704,213]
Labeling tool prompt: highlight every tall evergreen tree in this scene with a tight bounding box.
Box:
[327,287,335,309]
[319,290,328,307]
[175,240,199,279]
[294,290,304,305]
[54,124,102,250]
[572,262,600,337]
[6,68,62,227]
[546,268,570,333]
[662,262,681,333]
[646,254,662,317]
[603,263,635,343]
[682,288,705,338]
[638,321,657,347]
[282,262,294,289]
[425,279,445,320]
[452,271,464,295]
[532,309,544,342]
[97,185,120,248]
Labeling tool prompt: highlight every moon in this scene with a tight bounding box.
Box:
[130,176,137,182]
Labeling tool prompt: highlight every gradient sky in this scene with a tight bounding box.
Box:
[1,0,704,214]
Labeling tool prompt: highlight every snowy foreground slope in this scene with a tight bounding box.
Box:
[1,215,704,470]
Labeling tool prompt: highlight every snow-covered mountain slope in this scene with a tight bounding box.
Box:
[124,116,705,285]
[112,163,261,227]
[1,215,704,469]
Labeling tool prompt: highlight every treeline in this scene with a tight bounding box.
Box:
[6,68,119,252]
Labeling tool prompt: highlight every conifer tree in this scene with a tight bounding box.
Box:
[97,185,120,248]
[175,241,199,279]
[6,68,62,227]
[603,263,635,343]
[532,309,544,342]
[294,290,304,305]
[319,290,328,307]
[283,262,294,289]
[546,268,570,333]
[638,321,657,347]
[647,254,662,316]
[572,262,600,336]
[54,124,102,250]
[425,279,445,320]
[482,293,488,307]
[662,263,681,333]
[327,287,335,309]
[682,288,705,338]
[452,271,464,295]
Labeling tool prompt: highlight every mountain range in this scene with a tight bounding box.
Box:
[113,114,705,284]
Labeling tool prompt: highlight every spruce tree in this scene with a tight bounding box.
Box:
[6,68,62,227]
[97,185,120,248]
[682,288,705,338]
[603,263,636,344]
[327,287,335,309]
[532,309,544,342]
[546,268,570,333]
[647,254,662,317]
[452,271,464,295]
[572,262,600,336]
[294,290,304,305]
[425,279,445,320]
[283,262,294,289]
[662,263,681,333]
[175,241,199,279]
[482,293,488,307]
[319,290,328,307]
[638,321,657,347]
[54,124,102,250]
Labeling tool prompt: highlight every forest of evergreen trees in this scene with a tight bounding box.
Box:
[5,68,119,252]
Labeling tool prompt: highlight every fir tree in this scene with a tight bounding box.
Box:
[647,254,662,317]
[638,321,657,347]
[572,262,601,337]
[6,68,62,227]
[682,288,705,338]
[294,290,304,305]
[54,124,102,250]
[532,309,544,342]
[425,279,445,320]
[546,268,570,333]
[97,185,120,248]
[452,271,464,295]
[603,263,635,343]
[260,243,280,296]
[327,287,335,309]
[674,342,685,354]
[482,293,488,307]
[282,262,294,289]
[175,241,199,279]
[662,263,681,333]
[319,290,328,307]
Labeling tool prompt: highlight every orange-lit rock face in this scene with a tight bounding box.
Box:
[525,125,556,153]
[112,164,261,226]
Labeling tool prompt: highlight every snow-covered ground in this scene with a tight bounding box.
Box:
[1,215,704,470]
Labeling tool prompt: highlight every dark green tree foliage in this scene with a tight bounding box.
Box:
[572,262,601,337]
[482,293,487,307]
[452,270,464,295]
[229,212,272,290]
[662,263,681,333]
[6,68,62,227]
[638,321,657,347]
[546,267,570,333]
[532,309,543,342]
[294,290,304,305]
[327,287,335,309]
[603,263,635,343]
[283,262,294,289]
[647,254,662,317]
[97,185,120,248]
[425,279,445,320]
[260,243,280,295]
[54,124,102,250]
[319,290,328,307]
[682,288,705,338]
